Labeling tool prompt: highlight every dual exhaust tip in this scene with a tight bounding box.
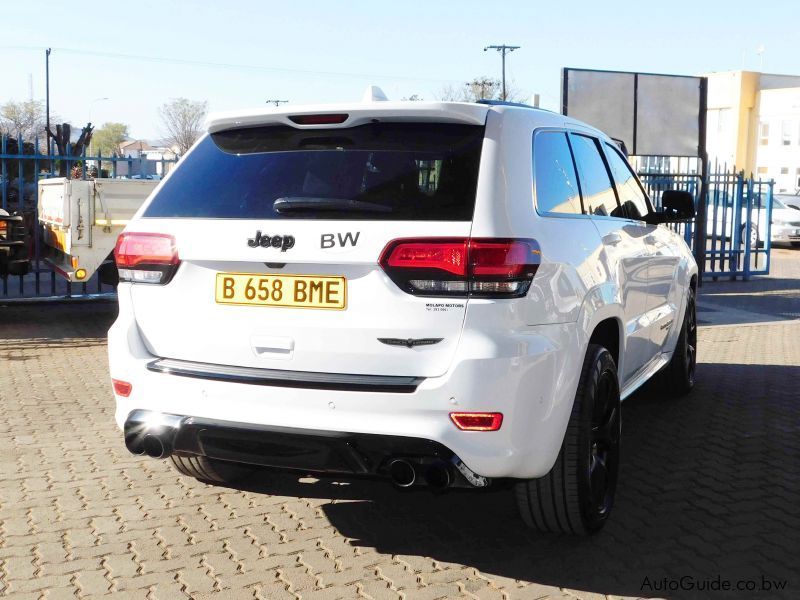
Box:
[388,458,452,490]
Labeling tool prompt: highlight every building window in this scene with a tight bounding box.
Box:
[781,121,792,145]
[780,167,789,175]
[759,122,770,145]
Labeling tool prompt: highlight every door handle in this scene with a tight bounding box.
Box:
[603,232,623,246]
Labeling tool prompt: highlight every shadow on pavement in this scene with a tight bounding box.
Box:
[698,276,800,324]
[0,301,118,344]
[237,363,799,599]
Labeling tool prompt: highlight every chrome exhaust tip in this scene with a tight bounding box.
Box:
[388,459,416,487]
[424,462,452,489]
[142,434,172,459]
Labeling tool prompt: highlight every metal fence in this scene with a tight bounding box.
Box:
[637,160,774,281]
[0,138,777,300]
[1,133,178,300]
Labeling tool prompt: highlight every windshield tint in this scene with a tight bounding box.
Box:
[143,122,484,220]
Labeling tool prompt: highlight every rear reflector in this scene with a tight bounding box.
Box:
[450,412,503,431]
[112,379,133,397]
[379,238,540,298]
[114,232,180,284]
[289,113,349,125]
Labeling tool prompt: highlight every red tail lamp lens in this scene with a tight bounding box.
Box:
[114,232,178,268]
[382,239,468,275]
[450,412,503,431]
[112,379,133,397]
[289,113,349,125]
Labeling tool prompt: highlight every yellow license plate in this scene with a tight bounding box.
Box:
[215,273,346,309]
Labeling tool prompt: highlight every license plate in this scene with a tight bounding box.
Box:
[215,273,346,310]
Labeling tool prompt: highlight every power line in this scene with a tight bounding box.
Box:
[0,45,464,84]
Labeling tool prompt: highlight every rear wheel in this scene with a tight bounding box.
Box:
[169,455,256,484]
[660,286,697,397]
[515,344,621,534]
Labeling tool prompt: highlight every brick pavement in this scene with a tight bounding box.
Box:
[1,254,798,599]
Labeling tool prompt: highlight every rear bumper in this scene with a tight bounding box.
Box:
[123,409,485,487]
[109,290,584,480]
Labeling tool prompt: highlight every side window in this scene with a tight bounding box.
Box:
[603,143,651,220]
[533,131,583,215]
[568,134,620,218]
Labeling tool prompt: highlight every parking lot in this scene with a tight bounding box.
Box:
[1,249,798,600]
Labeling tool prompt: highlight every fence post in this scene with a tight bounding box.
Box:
[742,176,753,281]
[1,134,7,211]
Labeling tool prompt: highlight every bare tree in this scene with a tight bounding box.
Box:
[436,77,527,103]
[159,98,208,155]
[0,99,48,142]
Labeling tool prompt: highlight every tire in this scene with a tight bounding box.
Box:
[169,454,256,484]
[791,242,800,248]
[515,344,621,535]
[660,286,697,397]
[741,224,760,248]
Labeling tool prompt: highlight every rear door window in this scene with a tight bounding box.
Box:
[143,123,485,221]
[533,131,583,215]
[569,134,621,218]
[603,143,651,220]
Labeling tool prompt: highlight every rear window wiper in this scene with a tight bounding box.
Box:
[273,197,392,213]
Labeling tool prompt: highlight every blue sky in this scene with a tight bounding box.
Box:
[2,0,799,140]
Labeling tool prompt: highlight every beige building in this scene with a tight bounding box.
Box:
[706,70,800,192]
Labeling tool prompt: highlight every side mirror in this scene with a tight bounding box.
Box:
[645,190,695,224]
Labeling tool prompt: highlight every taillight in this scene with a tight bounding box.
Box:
[379,238,540,298]
[450,412,503,431]
[114,232,180,284]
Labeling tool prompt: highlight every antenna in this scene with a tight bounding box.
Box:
[265,99,289,106]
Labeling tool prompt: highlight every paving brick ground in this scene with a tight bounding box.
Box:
[1,252,798,599]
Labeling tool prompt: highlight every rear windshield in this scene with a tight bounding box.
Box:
[143,122,484,220]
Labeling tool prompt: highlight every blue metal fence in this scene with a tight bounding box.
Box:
[1,132,178,300]
[639,162,774,281]
[0,136,777,299]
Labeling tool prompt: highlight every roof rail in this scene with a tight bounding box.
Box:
[476,99,557,114]
[476,99,534,109]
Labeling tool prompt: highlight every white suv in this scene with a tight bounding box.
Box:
[109,97,698,534]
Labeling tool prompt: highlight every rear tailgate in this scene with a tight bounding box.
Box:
[126,114,487,378]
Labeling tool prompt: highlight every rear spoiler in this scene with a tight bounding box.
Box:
[207,102,489,133]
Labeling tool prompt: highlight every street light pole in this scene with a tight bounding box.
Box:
[484,44,520,100]
[45,48,51,138]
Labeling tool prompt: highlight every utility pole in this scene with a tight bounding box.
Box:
[484,44,520,100]
[265,99,289,107]
[45,48,51,137]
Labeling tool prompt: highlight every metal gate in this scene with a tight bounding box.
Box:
[638,161,774,281]
[1,133,178,300]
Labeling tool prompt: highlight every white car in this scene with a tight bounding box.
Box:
[706,192,800,247]
[109,95,698,534]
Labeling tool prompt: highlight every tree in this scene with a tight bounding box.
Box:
[0,99,47,142]
[401,94,423,101]
[437,77,527,103]
[92,122,129,156]
[45,122,94,177]
[159,98,208,155]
